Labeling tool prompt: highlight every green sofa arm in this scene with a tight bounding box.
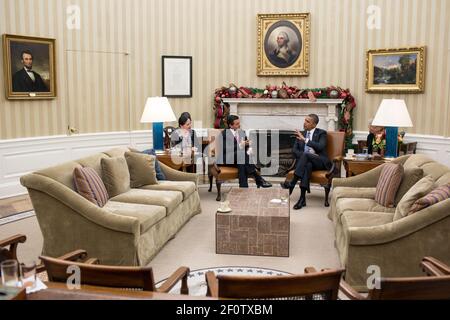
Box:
[159,162,199,186]
[347,199,450,245]
[20,174,140,235]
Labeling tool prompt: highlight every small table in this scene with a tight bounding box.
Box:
[216,188,290,257]
[343,158,387,177]
[156,150,196,172]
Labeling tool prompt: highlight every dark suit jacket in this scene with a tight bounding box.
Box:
[215,129,249,165]
[293,128,331,169]
[12,69,48,92]
[171,129,200,149]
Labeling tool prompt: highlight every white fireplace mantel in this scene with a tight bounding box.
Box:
[222,98,345,131]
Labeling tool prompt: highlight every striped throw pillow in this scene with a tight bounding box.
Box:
[73,166,109,207]
[375,163,404,208]
[409,183,450,215]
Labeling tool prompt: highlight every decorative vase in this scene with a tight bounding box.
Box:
[329,89,339,99]
[271,90,278,99]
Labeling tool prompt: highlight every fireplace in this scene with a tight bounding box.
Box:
[248,130,297,177]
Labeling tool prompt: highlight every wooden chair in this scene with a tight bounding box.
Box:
[207,128,259,201]
[339,275,450,300]
[205,267,344,299]
[285,131,346,207]
[40,253,190,294]
[420,256,450,276]
[0,234,27,262]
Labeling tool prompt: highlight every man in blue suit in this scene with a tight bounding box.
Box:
[281,114,331,210]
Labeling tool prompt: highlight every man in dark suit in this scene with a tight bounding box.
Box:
[281,114,331,210]
[216,115,272,188]
[12,50,48,92]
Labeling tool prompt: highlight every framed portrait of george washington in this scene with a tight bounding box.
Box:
[366,46,426,93]
[257,13,310,76]
[2,34,57,100]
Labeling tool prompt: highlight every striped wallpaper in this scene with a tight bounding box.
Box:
[1,0,449,139]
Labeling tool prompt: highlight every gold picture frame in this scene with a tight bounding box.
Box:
[257,13,310,76]
[3,34,57,100]
[366,46,426,93]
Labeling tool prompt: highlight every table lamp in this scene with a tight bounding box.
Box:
[140,97,176,151]
[372,99,413,158]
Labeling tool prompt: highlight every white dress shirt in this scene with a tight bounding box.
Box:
[25,68,35,82]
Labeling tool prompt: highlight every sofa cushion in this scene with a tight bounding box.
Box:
[394,167,424,205]
[410,183,450,215]
[101,157,131,197]
[140,181,196,200]
[142,149,166,181]
[103,201,166,233]
[436,172,450,186]
[125,152,158,188]
[375,163,404,208]
[337,198,396,216]
[394,175,435,220]
[342,211,395,229]
[110,189,183,215]
[73,166,109,207]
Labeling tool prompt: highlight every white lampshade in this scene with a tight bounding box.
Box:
[140,97,176,123]
[372,99,413,127]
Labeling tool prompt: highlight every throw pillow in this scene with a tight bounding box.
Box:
[128,147,166,180]
[375,163,404,208]
[394,175,436,220]
[125,151,158,188]
[409,183,450,215]
[101,157,131,197]
[73,166,109,207]
[394,167,424,205]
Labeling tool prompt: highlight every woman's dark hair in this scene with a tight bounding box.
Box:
[178,112,192,127]
[227,115,239,128]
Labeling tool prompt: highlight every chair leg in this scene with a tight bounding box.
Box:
[216,181,222,202]
[208,175,213,192]
[324,185,331,207]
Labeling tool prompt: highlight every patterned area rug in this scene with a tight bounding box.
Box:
[156,266,292,296]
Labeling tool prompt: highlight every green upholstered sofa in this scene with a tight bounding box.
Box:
[329,154,450,291]
[20,147,201,266]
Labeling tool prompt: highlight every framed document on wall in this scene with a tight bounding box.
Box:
[162,56,192,97]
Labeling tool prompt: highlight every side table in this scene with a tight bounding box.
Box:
[343,158,387,177]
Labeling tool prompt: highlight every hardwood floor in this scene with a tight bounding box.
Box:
[0,195,33,219]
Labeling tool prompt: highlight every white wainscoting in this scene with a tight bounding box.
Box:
[0,131,153,199]
[353,131,450,167]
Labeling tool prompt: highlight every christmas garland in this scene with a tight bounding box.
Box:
[213,83,356,149]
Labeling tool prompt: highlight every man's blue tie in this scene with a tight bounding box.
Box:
[304,131,311,153]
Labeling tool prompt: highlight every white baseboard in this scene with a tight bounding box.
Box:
[1,131,449,199]
[0,131,153,199]
[353,131,450,167]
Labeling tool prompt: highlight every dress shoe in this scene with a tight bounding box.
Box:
[280,181,294,195]
[257,178,272,188]
[293,197,307,210]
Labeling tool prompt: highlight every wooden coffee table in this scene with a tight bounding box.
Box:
[216,188,290,257]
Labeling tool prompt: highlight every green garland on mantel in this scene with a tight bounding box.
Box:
[213,83,357,150]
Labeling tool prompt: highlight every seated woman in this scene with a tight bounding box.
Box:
[171,112,201,154]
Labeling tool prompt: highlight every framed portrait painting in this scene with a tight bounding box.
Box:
[257,13,310,76]
[366,46,426,93]
[162,55,192,98]
[2,34,56,100]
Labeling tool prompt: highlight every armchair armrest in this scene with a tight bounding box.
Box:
[205,271,219,297]
[56,249,88,262]
[421,257,450,276]
[0,234,26,260]
[157,266,190,295]
[339,280,366,300]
